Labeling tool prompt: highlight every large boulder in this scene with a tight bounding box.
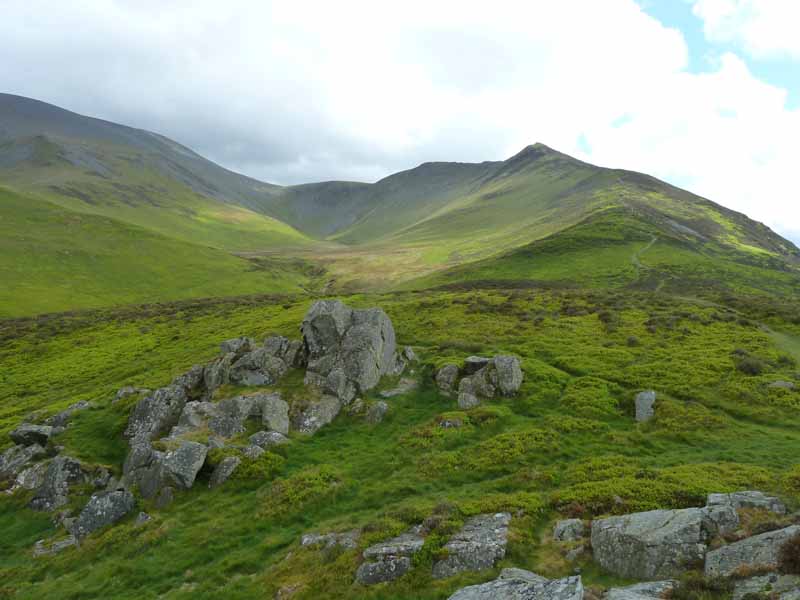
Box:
[29,456,90,511]
[432,513,511,579]
[448,569,583,600]
[707,490,787,515]
[356,526,425,585]
[705,524,800,578]
[302,301,399,402]
[0,443,46,480]
[124,385,188,442]
[71,490,135,538]
[591,507,715,580]
[10,424,54,447]
[606,581,677,599]
[493,355,524,396]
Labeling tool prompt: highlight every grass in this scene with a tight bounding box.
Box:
[2,288,800,598]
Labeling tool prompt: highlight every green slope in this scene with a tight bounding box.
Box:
[0,187,317,317]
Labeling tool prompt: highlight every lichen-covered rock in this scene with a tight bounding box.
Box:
[0,443,46,480]
[203,352,235,392]
[257,392,290,435]
[249,430,289,449]
[553,519,586,542]
[10,424,54,446]
[707,490,787,515]
[161,441,207,489]
[229,348,288,386]
[356,527,425,585]
[492,355,523,396]
[209,456,241,488]
[293,396,342,434]
[71,490,135,538]
[457,367,495,409]
[606,580,677,599]
[242,445,265,459]
[732,574,800,600]
[366,401,389,424]
[448,569,583,600]
[124,385,188,442]
[432,513,511,579]
[591,507,714,579]
[356,557,412,585]
[13,461,49,491]
[635,391,657,422]
[29,456,89,511]
[302,530,360,550]
[168,401,216,438]
[45,401,93,428]
[705,524,800,578]
[170,364,206,398]
[436,364,460,395]
[209,395,257,438]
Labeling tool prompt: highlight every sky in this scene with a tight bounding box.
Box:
[1,0,799,243]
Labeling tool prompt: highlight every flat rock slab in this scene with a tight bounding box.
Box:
[606,581,677,599]
[448,569,583,600]
[707,490,787,515]
[705,524,800,578]
[433,513,511,579]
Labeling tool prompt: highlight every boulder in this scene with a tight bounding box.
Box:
[301,530,360,550]
[705,524,800,578]
[591,507,714,579]
[124,385,188,442]
[242,445,265,459]
[464,356,491,374]
[366,401,389,425]
[33,535,78,557]
[10,424,54,446]
[229,348,288,386]
[168,401,216,438]
[457,368,495,409]
[203,352,235,392]
[220,337,255,356]
[209,395,257,438]
[249,430,289,449]
[356,526,425,585]
[209,456,241,488]
[71,490,135,538]
[635,391,657,422]
[553,519,586,542]
[448,569,583,600]
[707,490,787,515]
[161,441,208,489]
[171,365,206,398]
[0,443,46,480]
[293,396,342,435]
[606,581,677,599]
[732,574,800,600]
[29,456,89,511]
[432,513,512,579]
[258,392,290,435]
[492,355,523,396]
[45,400,93,428]
[436,364,460,395]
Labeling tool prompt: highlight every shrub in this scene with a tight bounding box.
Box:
[779,532,800,574]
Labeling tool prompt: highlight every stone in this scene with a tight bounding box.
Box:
[705,524,800,578]
[301,530,360,550]
[591,507,715,579]
[492,355,523,396]
[209,395,256,438]
[209,456,241,488]
[14,461,48,491]
[448,569,583,600]
[124,385,188,442]
[635,391,657,422]
[33,535,78,557]
[249,430,289,449]
[769,380,796,390]
[220,337,255,356]
[356,527,425,585]
[703,503,741,537]
[171,365,206,398]
[154,486,174,509]
[432,513,512,579]
[436,364,460,395]
[732,574,800,600]
[293,395,342,434]
[464,356,491,374]
[606,581,677,599]
[324,368,357,404]
[10,424,54,446]
[161,441,207,489]
[355,557,412,585]
[229,348,288,387]
[553,519,586,542]
[168,401,216,438]
[242,445,265,459]
[92,467,112,490]
[402,346,417,363]
[203,352,235,392]
[45,400,92,428]
[707,490,787,515]
[29,456,89,512]
[439,417,463,428]
[258,392,290,435]
[379,378,418,398]
[457,369,494,409]
[365,401,389,425]
[71,490,135,538]
[0,443,46,480]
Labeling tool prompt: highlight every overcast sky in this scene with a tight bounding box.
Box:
[2,0,799,243]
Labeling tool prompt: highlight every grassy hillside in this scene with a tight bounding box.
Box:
[0,187,320,317]
[1,290,800,598]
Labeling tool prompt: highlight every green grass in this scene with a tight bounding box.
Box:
[2,288,800,598]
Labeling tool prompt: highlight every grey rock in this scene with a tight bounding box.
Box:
[0,442,46,480]
[492,355,524,396]
[124,385,188,442]
[249,430,289,448]
[209,395,256,438]
[363,529,426,561]
[257,392,290,435]
[229,347,288,386]
[591,507,714,579]
[553,519,586,542]
[264,335,290,357]
[161,441,207,489]
[154,486,174,509]
[114,386,150,403]
[92,467,112,490]
[293,395,342,434]
[705,524,800,578]
[769,380,796,390]
[135,511,151,525]
[356,527,425,585]
[458,368,494,409]
[14,461,48,491]
[355,556,412,585]
[448,569,583,600]
[707,490,787,515]
[33,535,78,557]
[366,401,389,425]
[635,391,657,422]
[436,364,460,395]
[732,574,800,600]
[703,503,741,536]
[10,423,54,446]
[606,580,677,599]
[71,490,135,537]
[324,368,357,404]
[242,445,265,459]
[220,337,255,356]
[439,417,463,428]
[45,401,92,428]
[301,529,360,550]
[464,356,491,374]
[402,346,417,363]
[433,512,512,579]
[168,400,216,438]
[203,352,235,392]
[302,300,353,358]
[209,456,241,488]
[171,365,206,398]
[380,378,418,398]
[30,456,89,511]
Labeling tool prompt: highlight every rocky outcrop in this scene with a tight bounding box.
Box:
[436,356,523,408]
[448,569,583,600]
[635,391,657,422]
[71,490,135,538]
[301,530,360,550]
[10,424,55,446]
[29,456,90,511]
[356,526,425,585]
[209,456,241,488]
[707,490,787,515]
[553,519,586,542]
[432,513,511,579]
[606,581,677,599]
[705,524,800,578]
[123,440,206,497]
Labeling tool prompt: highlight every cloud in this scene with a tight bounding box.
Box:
[692,0,800,59]
[0,0,798,243]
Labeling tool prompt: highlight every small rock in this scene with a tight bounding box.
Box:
[242,445,265,459]
[293,395,341,434]
[356,527,425,585]
[249,430,289,449]
[161,441,207,489]
[219,337,255,356]
[301,530,360,550]
[33,535,78,557]
[29,456,89,512]
[13,461,48,491]
[10,424,54,447]
[365,401,389,425]
[769,380,796,390]
[402,347,417,363]
[436,364,460,395]
[635,390,657,422]
[209,456,241,488]
[439,417,463,429]
[553,519,586,542]
[135,511,151,525]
